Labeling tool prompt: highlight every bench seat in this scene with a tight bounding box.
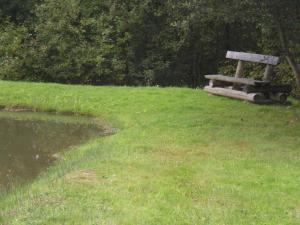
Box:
[205,75,270,86]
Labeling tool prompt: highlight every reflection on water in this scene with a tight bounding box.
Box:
[0,111,103,190]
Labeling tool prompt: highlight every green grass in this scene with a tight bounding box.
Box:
[0,80,299,225]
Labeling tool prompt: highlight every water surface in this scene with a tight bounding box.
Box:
[0,111,104,190]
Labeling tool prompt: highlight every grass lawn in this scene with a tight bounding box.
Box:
[0,80,299,225]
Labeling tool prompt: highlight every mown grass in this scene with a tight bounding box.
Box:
[0,80,299,225]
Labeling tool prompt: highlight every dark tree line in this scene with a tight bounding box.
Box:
[0,0,299,92]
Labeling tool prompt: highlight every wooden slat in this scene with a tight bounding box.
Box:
[226,51,279,65]
[205,75,270,86]
[204,86,269,103]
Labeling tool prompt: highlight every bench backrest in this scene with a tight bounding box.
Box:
[226,51,279,65]
[226,51,279,81]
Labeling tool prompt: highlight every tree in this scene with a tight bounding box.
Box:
[235,0,300,92]
[0,0,40,23]
[263,1,300,90]
[0,0,298,91]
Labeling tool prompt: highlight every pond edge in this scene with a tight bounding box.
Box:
[0,104,118,136]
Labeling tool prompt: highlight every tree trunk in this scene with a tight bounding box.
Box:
[192,49,198,88]
[277,21,300,89]
[286,54,300,88]
[271,4,300,92]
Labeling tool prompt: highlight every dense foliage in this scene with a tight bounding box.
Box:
[0,0,299,89]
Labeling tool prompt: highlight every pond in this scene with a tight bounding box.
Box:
[0,111,105,191]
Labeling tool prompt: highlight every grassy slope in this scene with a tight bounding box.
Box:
[0,80,299,225]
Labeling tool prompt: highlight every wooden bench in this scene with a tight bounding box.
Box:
[204,51,292,103]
